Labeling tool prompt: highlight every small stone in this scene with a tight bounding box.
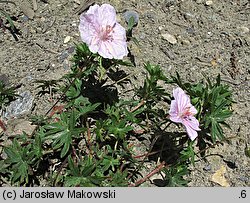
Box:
[4,91,34,119]
[238,176,248,182]
[64,36,71,44]
[164,0,176,7]
[21,15,29,23]
[211,165,230,187]
[238,26,249,34]
[40,17,46,22]
[124,10,139,25]
[68,46,75,54]
[73,0,81,4]
[161,33,177,44]
[196,0,203,3]
[181,39,191,45]
[58,51,69,63]
[158,26,164,31]
[6,119,37,137]
[205,0,213,6]
[186,27,195,35]
[19,1,35,19]
[203,164,212,171]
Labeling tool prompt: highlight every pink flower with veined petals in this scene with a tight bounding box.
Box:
[79,4,128,59]
[169,87,201,141]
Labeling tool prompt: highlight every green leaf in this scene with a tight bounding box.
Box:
[68,156,80,176]
[127,16,136,32]
[163,165,189,187]
[4,139,33,184]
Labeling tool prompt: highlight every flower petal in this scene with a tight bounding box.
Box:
[182,116,201,140]
[184,124,198,141]
[169,100,182,123]
[189,105,198,115]
[98,4,117,26]
[173,88,190,113]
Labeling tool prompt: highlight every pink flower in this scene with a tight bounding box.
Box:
[169,87,201,141]
[79,4,128,59]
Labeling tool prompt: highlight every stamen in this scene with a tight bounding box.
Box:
[100,25,114,41]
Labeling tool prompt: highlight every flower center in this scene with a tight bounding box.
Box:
[180,107,193,120]
[100,25,114,41]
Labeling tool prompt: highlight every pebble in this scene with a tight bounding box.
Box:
[58,46,75,63]
[186,27,195,35]
[238,176,249,182]
[4,91,34,119]
[181,39,191,45]
[203,164,212,171]
[124,10,139,25]
[161,33,177,44]
[5,119,37,137]
[58,51,69,63]
[205,0,213,6]
[64,36,71,44]
[40,16,46,22]
[73,0,81,4]
[21,15,29,23]
[196,0,203,3]
[238,26,249,34]
[164,0,176,7]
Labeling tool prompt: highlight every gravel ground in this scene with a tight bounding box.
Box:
[0,0,249,186]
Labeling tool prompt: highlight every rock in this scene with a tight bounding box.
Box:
[5,119,37,136]
[161,33,177,44]
[203,164,212,171]
[211,165,230,187]
[64,36,71,44]
[73,0,81,4]
[205,0,213,6]
[124,10,139,25]
[186,27,195,35]
[181,39,191,45]
[58,47,75,63]
[238,26,249,35]
[164,0,176,7]
[4,91,34,119]
[196,0,203,4]
[32,0,38,11]
[58,51,69,63]
[19,0,35,19]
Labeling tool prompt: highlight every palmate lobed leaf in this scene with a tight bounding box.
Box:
[44,110,86,158]
[101,156,120,172]
[163,165,189,187]
[64,176,96,187]
[108,120,133,140]
[4,139,35,184]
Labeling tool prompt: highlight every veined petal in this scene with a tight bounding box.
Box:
[184,124,198,141]
[86,4,100,15]
[173,88,190,113]
[183,116,201,131]
[79,14,99,44]
[189,105,198,115]
[106,41,128,59]
[98,41,113,59]
[170,115,182,123]
[98,4,117,26]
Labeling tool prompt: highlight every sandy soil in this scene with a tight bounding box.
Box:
[0,0,249,186]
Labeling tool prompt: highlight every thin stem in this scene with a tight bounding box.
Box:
[129,161,166,187]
